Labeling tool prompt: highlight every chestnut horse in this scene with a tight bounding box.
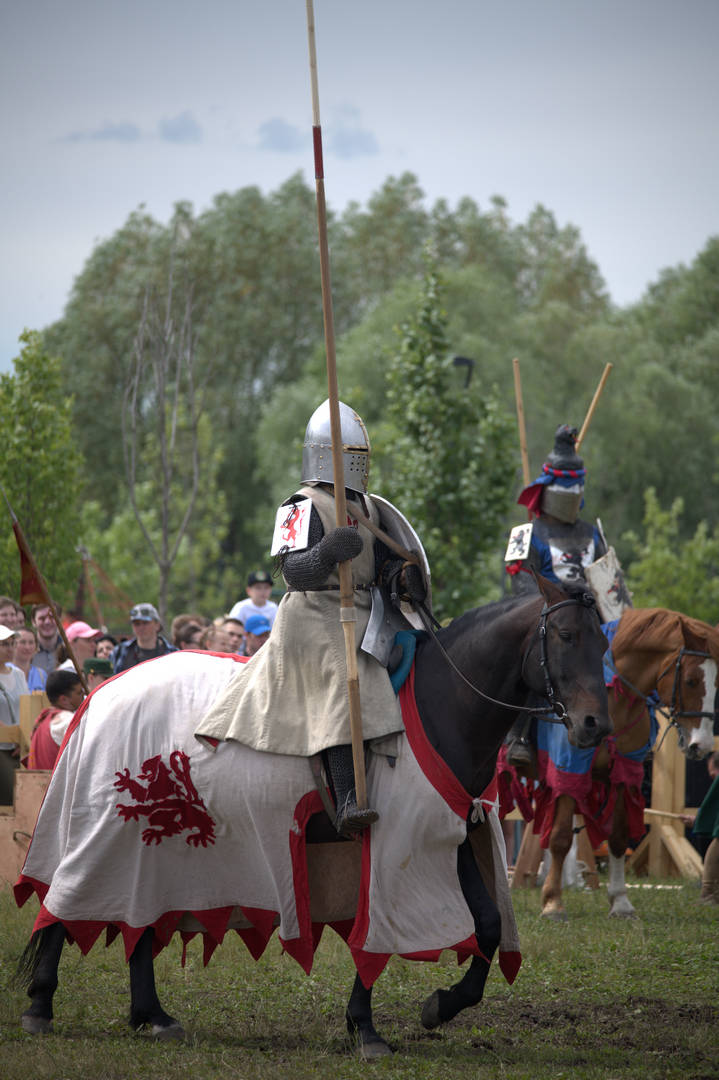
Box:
[513,608,719,920]
[16,578,610,1058]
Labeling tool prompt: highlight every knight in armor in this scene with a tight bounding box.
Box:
[196,400,429,837]
[506,424,606,595]
[503,424,606,766]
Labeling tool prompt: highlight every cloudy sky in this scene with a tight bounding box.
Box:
[2,0,717,371]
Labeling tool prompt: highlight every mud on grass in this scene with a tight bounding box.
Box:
[0,879,717,1079]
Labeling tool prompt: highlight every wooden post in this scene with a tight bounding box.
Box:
[511,825,544,888]
[627,709,704,878]
[510,815,599,889]
[0,691,48,763]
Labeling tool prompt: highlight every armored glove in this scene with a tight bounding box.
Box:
[282,525,363,590]
[379,557,426,606]
[400,562,426,605]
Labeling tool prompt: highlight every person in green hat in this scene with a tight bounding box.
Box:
[83,656,114,692]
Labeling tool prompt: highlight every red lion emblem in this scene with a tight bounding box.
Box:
[114,751,216,847]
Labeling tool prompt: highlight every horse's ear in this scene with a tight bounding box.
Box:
[681,616,716,658]
[532,570,563,606]
[706,625,719,666]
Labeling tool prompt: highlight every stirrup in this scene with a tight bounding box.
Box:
[335,793,379,838]
[506,737,534,769]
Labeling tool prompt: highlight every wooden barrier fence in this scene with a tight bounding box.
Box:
[0,691,50,887]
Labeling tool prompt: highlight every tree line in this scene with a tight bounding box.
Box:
[1,172,718,627]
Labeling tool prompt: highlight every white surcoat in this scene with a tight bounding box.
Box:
[196,485,403,756]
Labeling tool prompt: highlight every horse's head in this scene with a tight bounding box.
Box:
[523,575,612,749]
[615,608,718,760]
[657,616,718,760]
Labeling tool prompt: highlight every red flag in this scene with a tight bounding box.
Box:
[12,520,48,606]
[2,489,88,691]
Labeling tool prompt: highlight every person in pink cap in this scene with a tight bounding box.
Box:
[56,621,101,672]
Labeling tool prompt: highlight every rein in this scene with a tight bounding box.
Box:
[417,593,597,718]
[605,644,714,749]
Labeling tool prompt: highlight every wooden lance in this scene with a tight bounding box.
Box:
[576,363,613,452]
[512,358,531,487]
[305,0,368,809]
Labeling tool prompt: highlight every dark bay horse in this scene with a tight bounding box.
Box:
[16,576,610,1059]
[512,607,719,920]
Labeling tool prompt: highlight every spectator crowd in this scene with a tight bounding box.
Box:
[0,571,277,783]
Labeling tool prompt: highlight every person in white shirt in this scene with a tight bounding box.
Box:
[228,570,278,629]
[0,624,28,803]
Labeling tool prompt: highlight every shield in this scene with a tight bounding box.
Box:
[360,495,432,665]
[504,523,533,562]
[584,546,633,623]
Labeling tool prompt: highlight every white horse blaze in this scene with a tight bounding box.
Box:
[687,659,717,755]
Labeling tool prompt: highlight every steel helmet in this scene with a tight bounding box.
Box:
[301,399,370,494]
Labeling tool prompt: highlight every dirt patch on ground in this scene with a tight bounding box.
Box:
[479,995,717,1044]
[396,995,718,1076]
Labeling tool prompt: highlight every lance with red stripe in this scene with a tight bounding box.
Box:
[305,0,368,811]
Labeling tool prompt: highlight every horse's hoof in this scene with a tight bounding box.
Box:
[421,990,442,1030]
[150,1021,186,1041]
[21,1013,53,1035]
[608,896,638,919]
[541,907,568,922]
[357,1036,392,1060]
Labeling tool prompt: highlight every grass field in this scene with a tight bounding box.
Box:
[0,878,717,1079]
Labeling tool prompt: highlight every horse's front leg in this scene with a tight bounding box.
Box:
[606,784,636,918]
[129,928,185,1040]
[421,837,500,1030]
[345,973,392,1059]
[19,922,67,1034]
[541,794,575,920]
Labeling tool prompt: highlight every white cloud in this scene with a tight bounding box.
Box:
[158,111,203,145]
[326,106,378,160]
[257,117,307,153]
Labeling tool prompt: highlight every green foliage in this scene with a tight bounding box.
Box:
[624,488,719,622]
[35,171,719,618]
[379,255,515,618]
[78,415,230,631]
[0,331,83,608]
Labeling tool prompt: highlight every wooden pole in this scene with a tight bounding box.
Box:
[512,358,530,486]
[305,0,367,809]
[576,363,612,451]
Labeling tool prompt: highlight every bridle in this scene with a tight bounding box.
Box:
[521,595,599,721]
[606,643,715,749]
[418,592,599,719]
[655,646,715,748]
[658,647,715,723]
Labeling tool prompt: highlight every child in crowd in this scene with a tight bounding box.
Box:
[228,571,278,629]
[26,669,86,770]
